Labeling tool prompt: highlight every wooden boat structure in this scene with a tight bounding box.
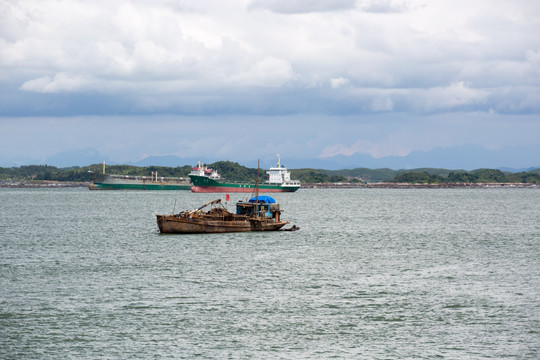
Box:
[156,197,297,234]
[156,160,299,234]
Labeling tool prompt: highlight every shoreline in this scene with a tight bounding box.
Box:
[0,181,90,188]
[303,182,537,189]
[1,180,537,189]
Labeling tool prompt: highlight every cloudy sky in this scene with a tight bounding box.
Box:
[1,0,539,168]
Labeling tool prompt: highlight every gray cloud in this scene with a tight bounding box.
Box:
[358,0,411,13]
[248,0,357,14]
[1,0,539,165]
[1,0,538,116]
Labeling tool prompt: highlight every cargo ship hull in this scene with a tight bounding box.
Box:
[90,183,192,190]
[189,175,299,193]
[191,185,298,193]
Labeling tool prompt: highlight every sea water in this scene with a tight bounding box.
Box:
[1,188,539,359]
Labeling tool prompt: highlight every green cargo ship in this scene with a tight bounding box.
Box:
[189,156,300,193]
[89,165,191,190]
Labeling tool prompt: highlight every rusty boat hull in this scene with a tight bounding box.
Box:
[156,214,288,234]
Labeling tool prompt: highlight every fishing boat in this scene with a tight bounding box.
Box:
[156,196,291,233]
[89,162,191,190]
[189,155,300,193]
[156,160,298,234]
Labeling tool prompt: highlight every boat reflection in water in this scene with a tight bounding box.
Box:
[156,196,296,234]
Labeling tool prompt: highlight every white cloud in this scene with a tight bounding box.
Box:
[330,77,350,88]
[20,73,92,93]
[319,141,368,158]
[319,137,411,159]
[419,81,489,111]
[0,0,539,118]
[226,57,295,87]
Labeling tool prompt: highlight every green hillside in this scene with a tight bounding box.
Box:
[1,163,539,184]
[387,169,540,184]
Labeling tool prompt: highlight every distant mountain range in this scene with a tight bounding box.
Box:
[286,144,540,172]
[1,144,538,172]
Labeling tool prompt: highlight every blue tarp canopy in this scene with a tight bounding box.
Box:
[249,195,276,203]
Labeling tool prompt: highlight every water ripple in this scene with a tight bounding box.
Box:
[1,188,539,358]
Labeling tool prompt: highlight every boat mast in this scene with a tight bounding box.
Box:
[255,159,260,216]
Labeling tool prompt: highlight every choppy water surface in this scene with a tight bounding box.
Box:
[1,188,539,358]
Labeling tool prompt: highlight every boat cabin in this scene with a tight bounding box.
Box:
[236,196,282,221]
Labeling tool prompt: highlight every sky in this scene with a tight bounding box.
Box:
[1,0,539,169]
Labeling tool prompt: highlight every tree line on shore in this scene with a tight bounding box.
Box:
[1,162,539,184]
[387,169,539,184]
